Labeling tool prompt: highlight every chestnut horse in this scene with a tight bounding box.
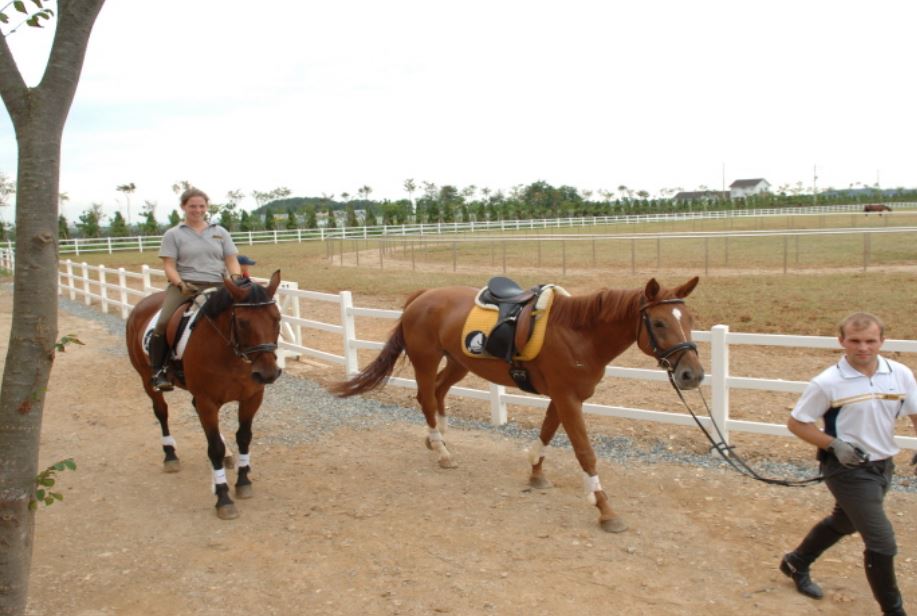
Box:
[332,277,704,532]
[126,271,283,519]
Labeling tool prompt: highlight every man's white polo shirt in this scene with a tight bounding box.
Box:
[791,355,917,460]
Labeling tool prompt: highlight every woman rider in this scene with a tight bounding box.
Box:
[149,187,242,391]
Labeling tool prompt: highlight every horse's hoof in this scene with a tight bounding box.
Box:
[600,516,628,533]
[438,458,458,469]
[528,476,552,489]
[425,437,448,451]
[235,484,253,499]
[163,459,181,473]
[216,504,239,520]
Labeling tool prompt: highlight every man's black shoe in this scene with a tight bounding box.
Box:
[780,554,824,599]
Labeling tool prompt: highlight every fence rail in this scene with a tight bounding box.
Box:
[47,259,917,454]
[0,201,908,256]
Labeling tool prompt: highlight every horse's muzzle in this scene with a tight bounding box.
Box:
[674,366,704,390]
[252,367,282,384]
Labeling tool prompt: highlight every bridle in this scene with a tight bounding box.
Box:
[206,298,279,363]
[638,298,698,371]
[642,298,861,487]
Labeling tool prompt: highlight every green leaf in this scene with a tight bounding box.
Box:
[30,0,44,8]
[35,489,45,500]
[13,1,27,14]
[64,459,76,470]
[28,501,37,511]
[26,16,41,27]
[39,477,55,487]
[51,492,63,501]
[0,13,8,25]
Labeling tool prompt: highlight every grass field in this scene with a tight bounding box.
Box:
[57,211,917,339]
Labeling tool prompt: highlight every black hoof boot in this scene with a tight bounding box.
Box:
[780,554,824,600]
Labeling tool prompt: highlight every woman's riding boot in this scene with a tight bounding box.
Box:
[864,550,907,616]
[780,519,846,599]
[149,333,173,392]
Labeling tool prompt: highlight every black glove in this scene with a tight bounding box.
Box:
[828,438,867,468]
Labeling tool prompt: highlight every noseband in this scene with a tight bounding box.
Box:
[638,298,697,371]
[208,298,279,362]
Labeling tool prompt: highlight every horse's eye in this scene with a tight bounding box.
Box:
[653,320,666,329]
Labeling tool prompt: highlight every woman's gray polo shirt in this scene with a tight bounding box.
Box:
[159,223,238,284]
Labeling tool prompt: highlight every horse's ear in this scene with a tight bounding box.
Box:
[225,275,248,301]
[644,278,661,301]
[675,276,700,298]
[266,269,281,298]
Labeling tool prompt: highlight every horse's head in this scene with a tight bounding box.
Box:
[636,276,704,390]
[224,269,284,384]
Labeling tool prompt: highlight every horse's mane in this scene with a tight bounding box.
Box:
[550,287,643,329]
[200,283,270,318]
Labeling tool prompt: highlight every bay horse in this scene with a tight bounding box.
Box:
[126,271,283,519]
[864,203,892,214]
[332,276,704,532]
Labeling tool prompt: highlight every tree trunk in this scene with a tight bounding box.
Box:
[0,3,106,614]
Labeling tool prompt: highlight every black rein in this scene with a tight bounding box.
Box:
[642,298,857,487]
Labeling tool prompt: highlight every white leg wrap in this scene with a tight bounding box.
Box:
[237,453,251,469]
[583,473,602,505]
[428,428,444,445]
[212,467,227,493]
[528,439,548,466]
[437,414,448,435]
[161,435,176,448]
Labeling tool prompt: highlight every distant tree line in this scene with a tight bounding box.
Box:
[2,176,916,242]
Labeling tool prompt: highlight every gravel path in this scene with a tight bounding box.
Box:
[58,294,917,492]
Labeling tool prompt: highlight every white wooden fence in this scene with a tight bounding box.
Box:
[51,258,917,451]
[15,200,915,256]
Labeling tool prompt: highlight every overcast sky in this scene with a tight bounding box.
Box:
[2,0,915,224]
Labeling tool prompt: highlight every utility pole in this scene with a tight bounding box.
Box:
[812,165,818,205]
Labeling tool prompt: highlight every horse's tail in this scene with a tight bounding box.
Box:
[329,289,425,398]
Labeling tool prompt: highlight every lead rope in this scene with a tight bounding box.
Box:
[663,366,859,487]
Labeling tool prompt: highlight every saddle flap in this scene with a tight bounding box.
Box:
[165,300,193,346]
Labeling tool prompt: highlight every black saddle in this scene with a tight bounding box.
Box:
[479,276,539,306]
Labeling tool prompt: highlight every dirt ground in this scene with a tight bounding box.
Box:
[9,290,917,616]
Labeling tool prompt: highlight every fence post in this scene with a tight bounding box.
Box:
[710,324,730,448]
[118,267,129,319]
[141,264,152,293]
[66,260,76,300]
[107,237,112,254]
[489,382,507,425]
[339,291,359,376]
[81,262,91,306]
[98,266,109,314]
[138,235,144,253]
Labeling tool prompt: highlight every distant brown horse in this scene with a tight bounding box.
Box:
[332,277,704,532]
[864,203,892,213]
[126,271,283,519]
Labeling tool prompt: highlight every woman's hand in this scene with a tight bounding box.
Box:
[178,280,200,296]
